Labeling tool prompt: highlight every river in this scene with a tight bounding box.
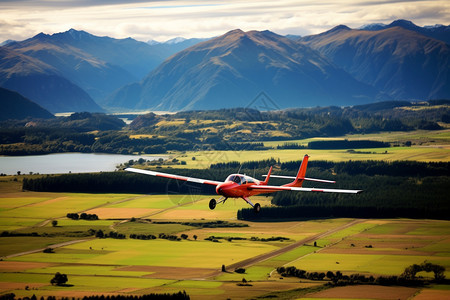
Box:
[0,153,163,175]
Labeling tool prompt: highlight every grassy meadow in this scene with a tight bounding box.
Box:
[1,173,450,299]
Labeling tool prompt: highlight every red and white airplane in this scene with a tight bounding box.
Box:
[125,154,362,213]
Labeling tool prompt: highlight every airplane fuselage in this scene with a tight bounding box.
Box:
[215,174,278,198]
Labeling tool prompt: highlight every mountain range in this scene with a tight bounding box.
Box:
[0,20,449,114]
[106,29,379,111]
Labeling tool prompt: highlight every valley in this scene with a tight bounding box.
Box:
[0,177,449,299]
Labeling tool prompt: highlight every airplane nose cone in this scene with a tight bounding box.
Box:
[216,184,223,195]
[216,182,230,196]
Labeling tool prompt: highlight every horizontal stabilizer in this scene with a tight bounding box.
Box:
[263,174,336,184]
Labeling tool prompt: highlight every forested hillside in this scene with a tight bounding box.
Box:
[0,101,448,155]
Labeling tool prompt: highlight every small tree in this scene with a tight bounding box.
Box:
[51,220,58,227]
[50,272,68,286]
[402,263,421,279]
[95,230,104,238]
[334,271,343,283]
[193,235,198,241]
[421,261,446,281]
[326,271,335,280]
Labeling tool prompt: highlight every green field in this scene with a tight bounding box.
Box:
[170,146,449,170]
[8,238,278,268]
[1,176,450,299]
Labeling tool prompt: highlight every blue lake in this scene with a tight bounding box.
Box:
[0,153,162,175]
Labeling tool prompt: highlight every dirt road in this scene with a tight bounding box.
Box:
[223,218,364,273]
[1,238,94,260]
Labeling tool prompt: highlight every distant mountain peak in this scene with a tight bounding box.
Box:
[359,23,385,31]
[30,29,94,43]
[147,39,160,45]
[219,29,279,41]
[303,25,351,40]
[389,19,418,29]
[226,29,245,36]
[424,24,445,29]
[329,25,351,33]
[54,28,94,41]
[68,28,81,34]
[67,28,89,36]
[165,37,187,44]
[0,39,15,46]
[34,32,49,40]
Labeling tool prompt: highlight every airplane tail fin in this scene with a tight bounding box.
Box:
[285,154,309,187]
[262,166,273,185]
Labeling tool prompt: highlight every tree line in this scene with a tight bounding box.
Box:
[307,140,390,149]
[276,261,446,287]
[0,292,190,300]
[279,159,450,177]
[238,203,450,221]
[66,213,99,220]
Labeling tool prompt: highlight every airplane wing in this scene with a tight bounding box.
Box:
[125,167,223,186]
[248,184,362,194]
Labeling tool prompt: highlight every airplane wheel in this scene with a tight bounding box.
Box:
[209,199,217,210]
[254,203,261,213]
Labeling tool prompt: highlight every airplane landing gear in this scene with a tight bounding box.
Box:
[209,199,217,210]
[254,203,261,213]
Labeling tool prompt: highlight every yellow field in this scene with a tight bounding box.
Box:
[167,145,450,170]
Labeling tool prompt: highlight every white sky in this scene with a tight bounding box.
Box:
[0,0,449,42]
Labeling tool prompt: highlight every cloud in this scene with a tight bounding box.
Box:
[0,0,448,42]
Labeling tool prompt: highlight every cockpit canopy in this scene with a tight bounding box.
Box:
[225,174,256,185]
